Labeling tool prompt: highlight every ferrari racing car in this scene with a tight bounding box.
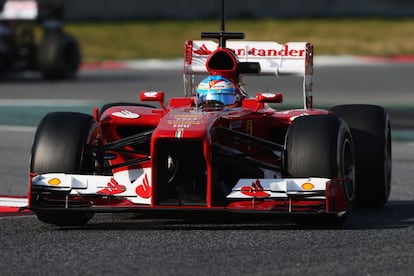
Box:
[28,14,391,227]
[0,0,80,79]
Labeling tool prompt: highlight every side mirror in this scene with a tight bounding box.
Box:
[140,91,164,102]
[256,92,283,104]
[140,91,167,110]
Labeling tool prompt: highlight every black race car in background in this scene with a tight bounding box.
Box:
[0,0,80,79]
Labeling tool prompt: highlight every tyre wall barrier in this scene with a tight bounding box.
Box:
[61,0,414,21]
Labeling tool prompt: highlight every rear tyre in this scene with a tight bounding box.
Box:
[37,32,81,80]
[30,112,100,226]
[285,115,355,226]
[331,104,391,208]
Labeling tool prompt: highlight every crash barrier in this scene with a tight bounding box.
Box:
[61,0,414,21]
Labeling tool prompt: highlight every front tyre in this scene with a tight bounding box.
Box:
[331,104,391,208]
[285,114,355,226]
[30,112,100,226]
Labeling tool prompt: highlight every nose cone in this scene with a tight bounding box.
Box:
[153,107,218,139]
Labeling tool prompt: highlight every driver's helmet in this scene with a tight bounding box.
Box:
[196,75,239,108]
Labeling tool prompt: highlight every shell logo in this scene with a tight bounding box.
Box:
[48,178,61,186]
[301,182,315,190]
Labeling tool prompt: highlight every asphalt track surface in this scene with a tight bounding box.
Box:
[1,63,414,275]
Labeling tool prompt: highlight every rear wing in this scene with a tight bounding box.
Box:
[0,0,38,20]
[184,40,314,109]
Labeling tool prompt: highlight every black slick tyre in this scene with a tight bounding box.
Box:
[285,114,355,226]
[331,104,391,208]
[30,112,100,226]
[37,32,81,80]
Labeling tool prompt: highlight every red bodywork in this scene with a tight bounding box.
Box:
[28,35,349,219]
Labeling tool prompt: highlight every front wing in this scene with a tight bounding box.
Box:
[29,172,348,217]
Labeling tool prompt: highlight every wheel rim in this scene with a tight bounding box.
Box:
[342,138,356,202]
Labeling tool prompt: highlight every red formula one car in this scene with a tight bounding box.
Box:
[28,13,391,227]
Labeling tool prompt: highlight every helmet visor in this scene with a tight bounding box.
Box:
[199,92,237,107]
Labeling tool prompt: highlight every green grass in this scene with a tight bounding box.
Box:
[63,18,414,61]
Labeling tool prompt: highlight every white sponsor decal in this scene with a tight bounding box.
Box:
[261,93,277,98]
[112,110,140,119]
[143,92,159,98]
